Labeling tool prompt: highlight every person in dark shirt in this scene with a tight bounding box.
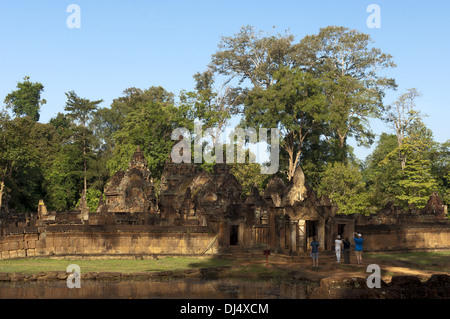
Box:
[342,237,351,264]
[310,237,320,269]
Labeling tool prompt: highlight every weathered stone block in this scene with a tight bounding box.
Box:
[9,250,18,259]
[24,234,38,241]
[53,238,62,248]
[27,240,36,249]
[7,241,19,251]
[35,240,46,249]
[59,236,70,248]
[26,249,36,257]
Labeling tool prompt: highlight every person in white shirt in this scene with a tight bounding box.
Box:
[335,235,343,263]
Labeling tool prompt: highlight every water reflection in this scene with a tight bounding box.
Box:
[0,279,314,299]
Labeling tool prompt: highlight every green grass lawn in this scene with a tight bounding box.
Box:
[0,256,234,274]
[1,251,448,275]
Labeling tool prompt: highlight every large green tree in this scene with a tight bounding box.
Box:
[385,88,423,171]
[106,87,194,179]
[91,86,176,151]
[430,140,450,205]
[180,69,244,148]
[211,25,296,89]
[395,120,438,208]
[43,112,86,211]
[0,113,38,211]
[4,76,47,122]
[379,119,438,209]
[363,133,403,211]
[210,26,323,180]
[0,112,61,212]
[295,26,397,161]
[209,25,397,181]
[64,91,103,195]
[317,161,370,215]
[244,67,326,180]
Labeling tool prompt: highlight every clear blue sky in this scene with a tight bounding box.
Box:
[0,0,449,161]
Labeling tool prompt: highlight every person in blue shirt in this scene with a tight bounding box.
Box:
[310,237,320,268]
[353,233,364,265]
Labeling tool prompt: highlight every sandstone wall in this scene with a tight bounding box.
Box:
[0,225,218,260]
[355,223,450,252]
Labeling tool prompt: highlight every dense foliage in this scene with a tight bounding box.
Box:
[0,26,448,214]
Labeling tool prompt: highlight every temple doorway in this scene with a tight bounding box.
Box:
[338,224,346,238]
[230,225,239,245]
[305,220,318,250]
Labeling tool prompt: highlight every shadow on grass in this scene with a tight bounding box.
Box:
[365,251,450,272]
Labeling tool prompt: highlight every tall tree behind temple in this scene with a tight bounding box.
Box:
[385,88,423,171]
[363,133,403,211]
[179,68,244,149]
[295,26,397,162]
[395,120,438,208]
[0,112,63,212]
[91,86,177,155]
[316,161,369,215]
[210,26,302,181]
[430,140,450,205]
[0,114,37,211]
[377,119,439,209]
[4,76,47,122]
[244,67,326,181]
[211,25,296,90]
[209,25,397,181]
[64,91,103,196]
[45,113,84,211]
[105,87,194,180]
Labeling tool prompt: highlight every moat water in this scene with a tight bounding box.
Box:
[0,278,315,299]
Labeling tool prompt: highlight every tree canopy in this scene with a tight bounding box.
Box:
[0,25,447,215]
[4,76,47,122]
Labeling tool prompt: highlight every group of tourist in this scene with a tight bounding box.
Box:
[309,232,363,268]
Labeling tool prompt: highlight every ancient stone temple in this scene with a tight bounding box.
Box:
[98,147,157,214]
[0,146,449,260]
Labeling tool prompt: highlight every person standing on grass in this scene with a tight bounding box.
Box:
[310,237,320,269]
[335,235,343,263]
[343,237,351,264]
[353,233,364,265]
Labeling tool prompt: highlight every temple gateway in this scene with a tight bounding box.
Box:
[0,147,449,259]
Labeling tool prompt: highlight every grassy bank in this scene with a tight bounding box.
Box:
[0,251,448,277]
[0,256,233,274]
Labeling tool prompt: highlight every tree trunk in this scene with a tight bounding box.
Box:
[0,180,4,213]
[397,135,406,172]
[338,133,346,149]
[83,126,87,194]
[286,131,305,181]
[287,148,294,181]
[286,145,302,181]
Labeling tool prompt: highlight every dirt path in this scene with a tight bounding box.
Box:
[240,252,449,283]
